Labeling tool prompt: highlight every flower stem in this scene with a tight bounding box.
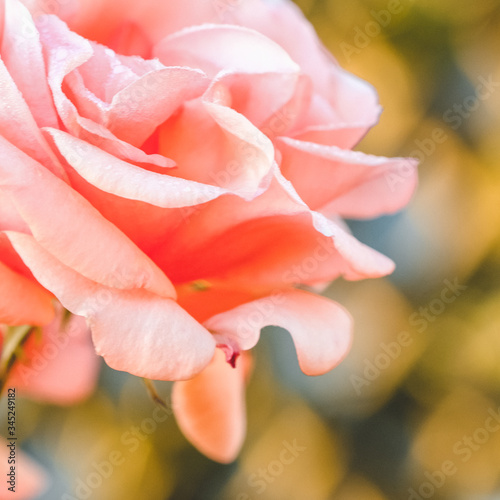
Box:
[0,325,33,395]
[142,378,170,410]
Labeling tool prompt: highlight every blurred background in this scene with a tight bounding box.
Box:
[4,0,500,498]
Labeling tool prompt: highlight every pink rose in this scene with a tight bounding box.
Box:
[1,0,417,461]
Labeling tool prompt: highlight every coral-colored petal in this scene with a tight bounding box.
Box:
[159,99,274,198]
[172,349,247,463]
[175,284,259,323]
[153,168,394,286]
[0,260,54,326]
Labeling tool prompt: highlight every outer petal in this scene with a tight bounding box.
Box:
[205,289,352,376]
[7,310,100,404]
[0,260,54,326]
[226,0,382,142]
[153,168,394,286]
[278,137,419,218]
[89,290,216,381]
[7,232,216,381]
[172,349,247,463]
[0,135,175,297]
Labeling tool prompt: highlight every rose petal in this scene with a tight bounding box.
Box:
[0,136,175,297]
[153,167,394,285]
[104,66,209,147]
[0,59,64,179]
[159,99,274,199]
[46,128,228,207]
[0,259,54,325]
[204,71,309,134]
[175,283,258,323]
[228,1,382,142]
[2,0,58,128]
[7,232,216,381]
[278,137,419,218]
[155,24,299,78]
[205,289,352,376]
[172,349,247,463]
[64,39,209,147]
[40,0,219,48]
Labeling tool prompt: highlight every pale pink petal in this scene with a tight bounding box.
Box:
[69,118,172,169]
[0,191,30,233]
[0,59,64,179]
[1,0,58,128]
[0,437,48,499]
[0,1,4,41]
[172,349,247,463]
[75,41,164,102]
[7,232,216,381]
[46,128,229,207]
[292,70,382,147]
[290,123,372,150]
[154,24,299,78]
[8,310,100,404]
[89,290,216,381]
[0,136,175,297]
[36,13,93,127]
[104,66,209,147]
[204,71,309,134]
[0,260,54,326]
[205,290,352,376]
[278,137,419,218]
